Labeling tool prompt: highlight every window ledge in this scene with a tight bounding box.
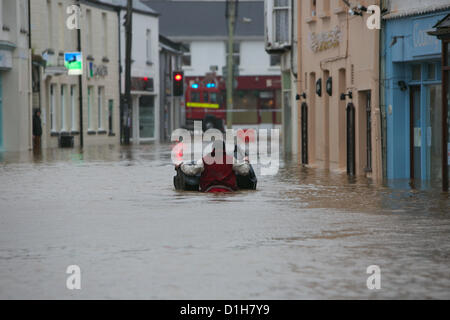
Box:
[334,7,347,15]
[306,16,317,24]
[146,61,153,66]
[2,25,10,32]
[108,133,116,137]
[60,131,71,136]
[102,57,110,63]
[97,130,107,135]
[87,55,95,61]
[50,131,60,137]
[87,130,96,135]
[318,12,331,19]
[71,131,80,135]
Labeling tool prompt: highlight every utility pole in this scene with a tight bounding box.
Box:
[77,1,84,148]
[123,0,133,145]
[226,0,237,129]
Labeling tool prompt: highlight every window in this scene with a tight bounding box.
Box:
[226,42,240,66]
[146,29,151,63]
[210,93,218,103]
[191,92,200,102]
[270,54,281,66]
[182,43,191,67]
[50,84,56,131]
[311,0,317,17]
[427,64,436,80]
[58,3,64,50]
[47,0,53,48]
[102,13,108,57]
[70,85,77,131]
[108,100,114,135]
[2,0,16,32]
[86,9,92,55]
[98,87,104,129]
[87,86,93,130]
[203,92,209,103]
[19,0,28,33]
[274,0,290,44]
[60,85,66,131]
[412,65,421,81]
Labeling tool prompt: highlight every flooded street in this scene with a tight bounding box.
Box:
[0,143,449,300]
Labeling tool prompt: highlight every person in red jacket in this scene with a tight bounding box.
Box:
[178,141,250,193]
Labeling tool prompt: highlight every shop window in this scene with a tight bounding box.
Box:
[210,93,218,103]
[412,65,421,81]
[98,87,104,130]
[70,85,77,131]
[203,92,209,103]
[60,85,66,131]
[146,29,151,64]
[87,86,93,130]
[50,84,56,132]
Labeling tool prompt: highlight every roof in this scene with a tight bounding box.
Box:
[383,3,450,20]
[95,0,158,16]
[141,0,264,39]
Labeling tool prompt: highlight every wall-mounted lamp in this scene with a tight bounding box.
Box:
[398,81,408,92]
[349,8,363,16]
[296,92,307,101]
[389,36,405,48]
[326,77,332,96]
[316,79,322,97]
[340,91,353,101]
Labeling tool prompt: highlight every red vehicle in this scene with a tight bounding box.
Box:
[185,75,226,132]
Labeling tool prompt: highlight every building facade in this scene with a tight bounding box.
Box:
[297,0,382,180]
[382,0,450,187]
[147,0,282,130]
[0,0,32,152]
[159,35,184,142]
[265,0,299,155]
[30,0,120,149]
[101,0,161,143]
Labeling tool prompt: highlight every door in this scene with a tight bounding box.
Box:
[0,74,3,150]
[410,86,421,180]
[139,96,155,139]
[301,103,308,164]
[347,103,356,176]
[283,91,292,154]
[258,91,275,124]
[365,92,372,172]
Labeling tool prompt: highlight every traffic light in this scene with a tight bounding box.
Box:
[173,71,184,97]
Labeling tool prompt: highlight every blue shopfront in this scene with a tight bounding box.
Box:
[385,10,450,185]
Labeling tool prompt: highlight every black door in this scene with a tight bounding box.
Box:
[301,103,308,164]
[347,103,356,176]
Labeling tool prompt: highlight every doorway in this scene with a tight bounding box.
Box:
[301,102,308,164]
[0,74,3,150]
[347,103,356,176]
[139,96,155,140]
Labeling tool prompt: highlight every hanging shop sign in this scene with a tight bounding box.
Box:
[309,26,341,53]
[64,52,83,76]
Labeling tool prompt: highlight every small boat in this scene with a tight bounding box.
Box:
[174,145,258,192]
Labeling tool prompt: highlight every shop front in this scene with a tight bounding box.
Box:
[130,77,158,143]
[0,72,3,150]
[385,10,450,187]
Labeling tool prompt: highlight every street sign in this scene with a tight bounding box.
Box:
[64,52,83,75]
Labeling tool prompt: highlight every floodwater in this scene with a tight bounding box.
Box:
[0,143,449,299]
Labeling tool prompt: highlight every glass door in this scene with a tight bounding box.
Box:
[0,74,3,150]
[139,96,155,139]
[426,85,442,182]
[410,86,422,180]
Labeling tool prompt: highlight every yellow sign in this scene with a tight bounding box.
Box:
[186,102,220,109]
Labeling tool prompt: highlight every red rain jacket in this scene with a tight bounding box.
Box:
[200,154,238,192]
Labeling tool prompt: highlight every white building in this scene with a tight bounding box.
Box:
[0,0,32,152]
[145,0,282,129]
[100,0,160,143]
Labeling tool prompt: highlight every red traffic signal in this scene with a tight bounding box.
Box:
[173,71,184,97]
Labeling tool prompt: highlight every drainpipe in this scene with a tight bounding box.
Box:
[290,0,297,79]
[28,0,32,150]
[117,7,122,142]
[380,0,387,180]
[77,0,84,148]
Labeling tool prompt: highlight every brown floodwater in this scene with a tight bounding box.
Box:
[0,143,449,299]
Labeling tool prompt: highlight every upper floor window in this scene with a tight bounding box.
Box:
[270,54,281,67]
[146,29,152,64]
[182,43,191,67]
[265,0,291,51]
[226,41,240,66]
[102,13,108,58]
[311,0,317,17]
